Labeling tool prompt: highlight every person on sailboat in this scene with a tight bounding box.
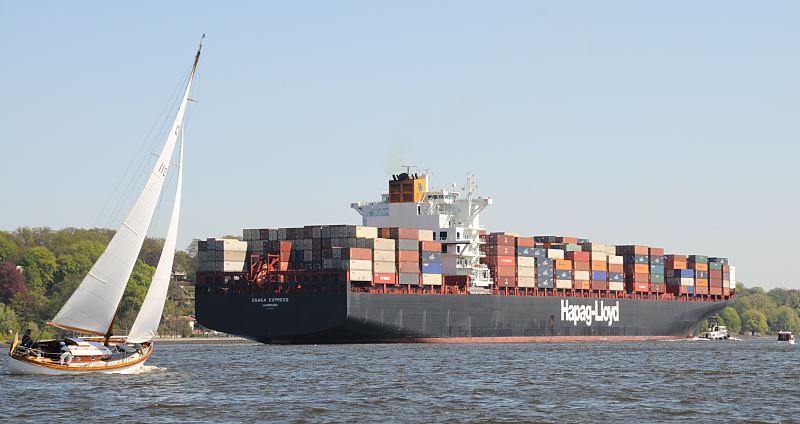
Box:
[59,341,73,366]
[20,329,35,349]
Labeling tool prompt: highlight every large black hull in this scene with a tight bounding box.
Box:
[196,282,729,344]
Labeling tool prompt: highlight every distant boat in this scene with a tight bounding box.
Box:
[7,38,202,375]
[778,331,795,345]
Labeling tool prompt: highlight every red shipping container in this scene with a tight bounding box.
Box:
[397,250,419,262]
[348,248,373,260]
[483,245,515,256]
[650,283,666,293]
[397,262,420,273]
[372,273,397,285]
[608,264,624,273]
[573,261,590,271]
[486,234,515,246]
[665,254,687,262]
[667,285,692,295]
[710,286,722,296]
[709,269,722,279]
[710,279,723,288]
[722,265,730,273]
[516,237,535,247]
[591,280,609,290]
[666,260,687,270]
[574,280,591,290]
[628,282,650,292]
[723,287,731,296]
[491,265,516,277]
[389,227,419,240]
[484,256,516,267]
[420,241,442,252]
[649,247,664,256]
[695,285,709,295]
[566,251,590,261]
[495,276,516,287]
[556,236,578,244]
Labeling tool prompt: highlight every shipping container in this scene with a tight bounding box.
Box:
[591,280,609,290]
[573,261,590,271]
[421,273,443,286]
[398,262,420,273]
[421,262,442,274]
[373,261,395,274]
[420,241,442,252]
[547,249,565,259]
[609,281,624,291]
[518,276,536,287]
[517,256,535,268]
[398,272,420,285]
[555,279,572,289]
[372,273,397,285]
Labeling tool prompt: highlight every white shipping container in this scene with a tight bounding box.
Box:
[421,273,442,285]
[517,276,536,287]
[609,281,624,291]
[729,266,736,288]
[373,238,395,251]
[555,279,572,289]
[345,259,373,271]
[223,251,248,262]
[220,239,248,251]
[574,270,590,280]
[373,250,395,262]
[354,226,379,239]
[582,242,606,252]
[223,261,246,272]
[590,251,607,262]
[605,245,617,255]
[607,255,623,265]
[349,270,372,282]
[418,229,434,241]
[517,267,535,277]
[373,261,396,273]
[547,249,565,259]
[517,257,535,267]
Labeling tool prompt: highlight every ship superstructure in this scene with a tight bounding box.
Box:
[352,171,493,289]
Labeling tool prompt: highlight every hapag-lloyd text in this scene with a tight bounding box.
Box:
[561,300,620,326]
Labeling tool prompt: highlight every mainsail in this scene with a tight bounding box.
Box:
[127,135,184,344]
[50,43,202,336]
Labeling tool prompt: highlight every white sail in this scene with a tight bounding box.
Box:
[126,135,184,344]
[50,46,202,336]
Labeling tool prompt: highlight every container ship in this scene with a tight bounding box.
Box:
[195,171,734,343]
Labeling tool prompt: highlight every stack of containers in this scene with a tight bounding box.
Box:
[516,237,536,288]
[534,248,554,289]
[708,257,727,296]
[618,245,650,292]
[665,254,694,295]
[566,251,590,290]
[729,265,736,294]
[649,247,665,293]
[554,253,573,290]
[484,233,517,288]
[386,228,421,285]
[607,252,624,291]
[420,240,443,286]
[581,243,608,291]
[689,255,709,295]
[262,240,292,271]
[198,238,248,273]
[329,246,372,281]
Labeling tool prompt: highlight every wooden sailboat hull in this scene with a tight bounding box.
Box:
[7,346,152,375]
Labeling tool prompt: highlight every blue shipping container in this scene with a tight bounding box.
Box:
[609,272,623,282]
[671,269,694,278]
[536,258,554,267]
[650,255,664,265]
[650,265,664,274]
[516,246,535,257]
[532,248,547,258]
[537,267,554,277]
[422,262,442,274]
[421,252,442,262]
[592,271,607,280]
[556,270,573,280]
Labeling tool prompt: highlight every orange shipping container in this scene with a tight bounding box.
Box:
[573,261,590,271]
[666,260,687,270]
[608,264,624,273]
[420,241,442,252]
[555,259,573,270]
[396,250,419,262]
[689,263,709,272]
[590,261,607,271]
[516,237,535,247]
[573,280,591,290]
[397,262,420,273]
[492,265,517,277]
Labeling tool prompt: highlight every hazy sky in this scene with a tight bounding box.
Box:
[1,2,798,289]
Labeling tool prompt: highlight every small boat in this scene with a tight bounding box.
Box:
[778,331,795,345]
[699,315,730,340]
[7,37,202,375]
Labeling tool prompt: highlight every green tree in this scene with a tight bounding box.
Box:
[21,246,57,294]
[0,302,21,341]
[0,233,19,263]
[768,306,800,333]
[742,309,769,335]
[720,307,741,334]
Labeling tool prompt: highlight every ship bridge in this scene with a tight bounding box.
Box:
[351,171,493,287]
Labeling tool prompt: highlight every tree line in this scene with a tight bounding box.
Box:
[0,227,196,341]
[711,284,800,336]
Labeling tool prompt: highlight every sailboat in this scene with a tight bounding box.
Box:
[7,38,202,375]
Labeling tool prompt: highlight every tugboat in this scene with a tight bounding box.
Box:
[699,315,730,340]
[777,331,795,345]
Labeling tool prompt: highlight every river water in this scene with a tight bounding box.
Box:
[0,337,797,423]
